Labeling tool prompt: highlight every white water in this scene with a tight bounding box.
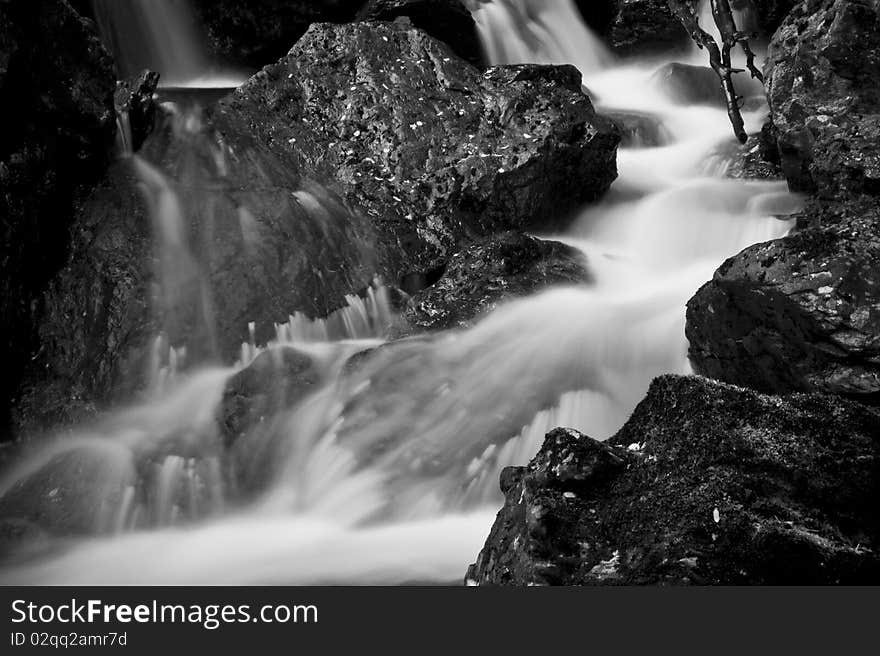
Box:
[91,0,246,87]
[0,1,801,585]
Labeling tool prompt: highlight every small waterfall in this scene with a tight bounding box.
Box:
[238,282,393,366]
[91,0,245,87]
[471,0,612,74]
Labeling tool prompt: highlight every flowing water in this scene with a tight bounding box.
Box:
[91,0,246,87]
[0,1,801,584]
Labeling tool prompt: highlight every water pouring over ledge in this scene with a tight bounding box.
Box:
[0,0,802,584]
[91,0,248,87]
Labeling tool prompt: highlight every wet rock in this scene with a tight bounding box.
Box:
[686,197,880,399]
[605,110,671,148]
[764,0,880,196]
[400,232,590,332]
[217,21,619,285]
[359,0,485,68]
[606,0,689,55]
[467,375,880,585]
[114,69,160,152]
[655,61,765,111]
[12,156,158,435]
[653,63,725,107]
[12,113,376,436]
[739,0,799,36]
[219,347,321,448]
[0,0,116,439]
[711,124,785,180]
[0,446,131,536]
[192,0,364,69]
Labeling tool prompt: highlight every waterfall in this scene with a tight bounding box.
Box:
[91,0,245,87]
[0,1,803,585]
[471,0,612,74]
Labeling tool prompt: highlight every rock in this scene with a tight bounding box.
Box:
[605,110,671,148]
[686,197,880,399]
[11,161,154,434]
[0,0,116,439]
[192,0,364,69]
[467,375,880,585]
[216,21,619,284]
[218,346,324,496]
[0,445,131,536]
[114,69,160,153]
[710,123,785,180]
[12,112,377,436]
[606,0,689,55]
[653,63,725,107]
[219,347,321,448]
[764,0,880,196]
[655,61,765,109]
[400,232,590,332]
[358,0,486,68]
[739,0,799,36]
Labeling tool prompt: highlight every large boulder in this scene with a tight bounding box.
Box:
[400,232,590,332]
[195,0,485,71]
[192,0,364,70]
[467,375,880,585]
[685,197,880,399]
[216,21,619,285]
[219,347,321,449]
[359,0,485,68]
[764,0,880,197]
[12,112,377,435]
[0,0,116,439]
[11,162,154,434]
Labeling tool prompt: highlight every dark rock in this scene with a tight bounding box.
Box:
[359,0,485,68]
[400,232,590,332]
[572,0,618,35]
[467,374,880,585]
[114,70,160,153]
[219,347,321,448]
[607,0,690,55]
[686,197,880,399]
[655,61,764,109]
[605,110,671,148]
[653,62,763,109]
[217,21,619,284]
[11,161,154,434]
[192,0,364,70]
[711,126,785,180]
[0,445,130,536]
[739,0,799,36]
[653,63,725,106]
[12,114,376,436]
[764,0,880,196]
[0,0,116,439]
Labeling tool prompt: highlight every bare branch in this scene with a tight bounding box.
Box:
[667,0,764,143]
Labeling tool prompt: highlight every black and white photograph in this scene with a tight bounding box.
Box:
[0,0,877,643]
